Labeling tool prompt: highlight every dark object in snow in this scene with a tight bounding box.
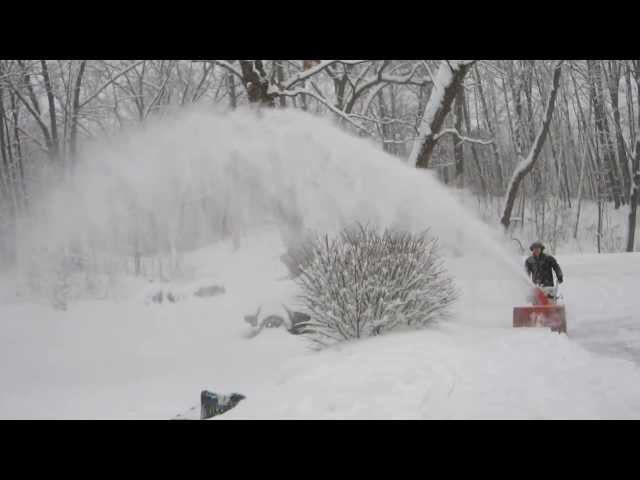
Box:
[171,391,246,420]
[194,285,226,298]
[244,306,261,327]
[244,305,312,336]
[261,314,285,328]
[243,307,285,330]
[151,290,164,304]
[283,304,312,335]
[200,390,246,419]
[149,290,180,304]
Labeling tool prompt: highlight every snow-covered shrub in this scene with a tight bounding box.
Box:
[295,224,458,348]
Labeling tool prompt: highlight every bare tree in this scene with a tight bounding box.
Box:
[588,60,623,208]
[501,61,563,230]
[627,141,640,251]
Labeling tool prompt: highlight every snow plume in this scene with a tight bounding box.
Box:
[14,106,531,316]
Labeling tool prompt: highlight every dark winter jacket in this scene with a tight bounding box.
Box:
[525,253,563,287]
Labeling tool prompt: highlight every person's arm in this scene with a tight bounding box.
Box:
[525,258,532,278]
[550,256,563,283]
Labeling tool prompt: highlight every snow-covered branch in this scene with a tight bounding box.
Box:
[408,60,476,168]
[273,85,373,136]
[284,60,369,90]
[434,128,493,145]
[344,62,427,114]
[349,113,419,132]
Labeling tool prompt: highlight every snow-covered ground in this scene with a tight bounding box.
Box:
[1,108,640,419]
[561,253,640,366]
[2,228,640,419]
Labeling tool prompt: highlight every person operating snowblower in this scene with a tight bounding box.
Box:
[525,241,563,305]
[514,241,567,333]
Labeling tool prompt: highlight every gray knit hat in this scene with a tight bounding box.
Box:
[529,241,545,251]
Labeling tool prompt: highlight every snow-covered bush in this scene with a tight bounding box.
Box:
[295,224,458,348]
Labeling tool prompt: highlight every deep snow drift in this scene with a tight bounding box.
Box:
[3,229,640,419]
[2,107,640,419]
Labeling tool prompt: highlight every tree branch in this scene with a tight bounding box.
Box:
[79,60,146,108]
[434,128,493,145]
[208,60,244,82]
[284,60,369,90]
[344,62,427,114]
[5,75,52,148]
[500,60,564,229]
[273,85,373,135]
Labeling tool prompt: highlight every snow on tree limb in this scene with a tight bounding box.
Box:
[500,60,564,229]
[274,86,373,135]
[434,128,493,145]
[344,62,427,114]
[408,60,475,168]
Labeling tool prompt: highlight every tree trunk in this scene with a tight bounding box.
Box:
[228,73,237,109]
[626,141,640,252]
[625,63,636,148]
[606,61,631,203]
[597,200,603,253]
[9,91,26,207]
[475,64,504,193]
[461,81,486,194]
[69,60,87,163]
[377,89,392,154]
[588,60,622,208]
[453,87,465,187]
[239,60,275,106]
[562,86,581,207]
[574,138,587,239]
[409,60,474,169]
[0,83,13,212]
[501,61,563,230]
[276,61,286,108]
[508,60,527,156]
[40,60,60,161]
[570,66,599,202]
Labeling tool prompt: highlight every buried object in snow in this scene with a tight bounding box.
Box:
[171,390,246,420]
[513,286,567,334]
[200,390,245,419]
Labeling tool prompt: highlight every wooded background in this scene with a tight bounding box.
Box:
[1,60,639,271]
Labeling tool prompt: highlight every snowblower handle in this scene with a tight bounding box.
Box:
[534,287,550,306]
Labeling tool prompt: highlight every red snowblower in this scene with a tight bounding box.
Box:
[513,286,567,334]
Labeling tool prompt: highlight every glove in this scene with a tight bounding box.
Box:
[558,277,563,284]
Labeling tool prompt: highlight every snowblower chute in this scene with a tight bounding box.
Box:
[513,287,567,334]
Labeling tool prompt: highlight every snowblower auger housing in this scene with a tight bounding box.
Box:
[513,287,567,334]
